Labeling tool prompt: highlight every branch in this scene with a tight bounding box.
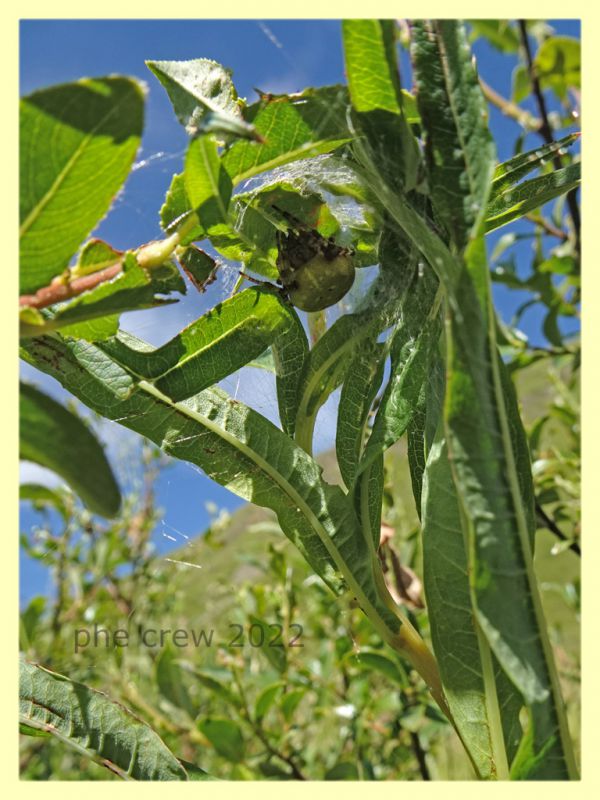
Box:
[518,21,581,254]
[479,78,541,131]
[535,500,581,557]
[19,213,199,311]
[19,261,123,310]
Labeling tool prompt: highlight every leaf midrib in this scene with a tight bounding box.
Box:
[20,84,134,239]
[138,379,397,646]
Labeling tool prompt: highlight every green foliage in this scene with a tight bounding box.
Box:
[19,382,121,517]
[20,77,144,295]
[20,657,190,780]
[19,18,580,781]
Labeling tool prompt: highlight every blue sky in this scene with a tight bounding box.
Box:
[19,19,581,605]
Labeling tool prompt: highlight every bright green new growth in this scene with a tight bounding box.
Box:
[19,19,580,781]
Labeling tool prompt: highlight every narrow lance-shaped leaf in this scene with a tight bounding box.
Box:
[336,338,386,490]
[295,231,418,455]
[444,235,577,778]
[420,357,523,780]
[343,19,421,193]
[485,162,581,232]
[184,135,233,234]
[411,20,496,250]
[20,334,410,659]
[490,133,579,197]
[19,657,189,780]
[336,337,386,550]
[20,77,144,295]
[356,252,441,479]
[100,286,308,434]
[19,381,121,518]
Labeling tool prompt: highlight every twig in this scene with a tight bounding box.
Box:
[19,213,199,312]
[525,214,569,240]
[518,21,581,254]
[410,731,431,780]
[19,262,123,309]
[479,78,541,131]
[535,500,581,557]
[231,667,307,780]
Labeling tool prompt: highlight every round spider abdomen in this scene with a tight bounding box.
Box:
[285,253,355,312]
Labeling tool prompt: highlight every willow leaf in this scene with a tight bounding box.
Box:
[411,20,495,251]
[444,235,577,778]
[295,229,418,456]
[20,334,404,654]
[147,58,261,142]
[485,163,581,232]
[343,19,421,193]
[490,133,579,197]
[420,357,525,780]
[102,287,307,433]
[336,339,386,490]
[222,85,352,185]
[19,657,189,780]
[357,267,440,479]
[19,382,120,518]
[184,135,232,234]
[20,77,144,295]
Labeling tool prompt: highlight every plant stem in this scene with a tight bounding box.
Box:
[517,21,581,255]
[231,667,306,780]
[19,213,199,313]
[410,732,431,780]
[536,500,581,556]
[479,78,541,131]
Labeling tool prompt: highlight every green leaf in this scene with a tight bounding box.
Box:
[21,334,403,652]
[19,382,120,517]
[490,133,579,197]
[155,646,196,716]
[20,77,144,295]
[343,19,421,193]
[19,657,189,780]
[20,596,47,652]
[345,650,407,686]
[27,253,185,342]
[485,163,581,232]
[411,20,496,250]
[197,718,245,762]
[534,36,580,100]
[160,172,204,241]
[443,235,577,778]
[222,85,352,185]
[147,58,262,142]
[179,664,240,708]
[325,762,360,780]
[279,688,306,722]
[511,64,531,104]
[469,20,520,53]
[19,483,68,519]
[254,682,285,721]
[295,239,418,455]
[100,286,308,434]
[356,262,441,479]
[248,616,288,673]
[422,427,507,779]
[177,759,217,780]
[336,338,386,488]
[343,19,405,114]
[184,135,232,234]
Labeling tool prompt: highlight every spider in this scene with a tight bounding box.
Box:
[242,206,355,312]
